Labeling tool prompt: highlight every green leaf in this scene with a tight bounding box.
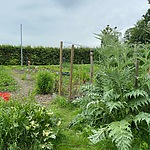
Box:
[128,97,150,111]
[88,127,107,144]
[108,120,133,150]
[124,89,148,99]
[133,112,150,127]
[106,101,126,113]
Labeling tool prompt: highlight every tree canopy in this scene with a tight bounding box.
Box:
[124,9,150,44]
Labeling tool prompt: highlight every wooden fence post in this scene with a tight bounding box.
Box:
[69,45,74,100]
[59,41,63,96]
[90,49,94,84]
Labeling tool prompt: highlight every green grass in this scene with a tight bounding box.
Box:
[2,65,115,150]
[0,66,18,91]
[48,97,110,150]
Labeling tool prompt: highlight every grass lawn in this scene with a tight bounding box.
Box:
[49,100,107,150]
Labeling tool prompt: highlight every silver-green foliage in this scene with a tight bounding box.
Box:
[71,43,150,150]
[89,120,133,150]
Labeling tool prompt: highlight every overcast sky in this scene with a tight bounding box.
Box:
[0,0,149,47]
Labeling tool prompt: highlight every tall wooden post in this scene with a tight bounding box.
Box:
[69,45,74,100]
[20,24,23,66]
[134,44,139,89]
[59,41,63,95]
[90,50,94,84]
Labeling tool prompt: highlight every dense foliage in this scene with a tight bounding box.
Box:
[0,99,60,150]
[71,42,150,150]
[124,9,150,44]
[0,45,92,65]
[36,70,54,94]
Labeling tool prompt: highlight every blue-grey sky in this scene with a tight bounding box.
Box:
[0,0,149,47]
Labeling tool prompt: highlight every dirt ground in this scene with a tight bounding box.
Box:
[11,69,54,104]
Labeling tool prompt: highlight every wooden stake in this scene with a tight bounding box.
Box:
[59,41,63,95]
[20,24,23,66]
[134,44,138,89]
[90,50,94,84]
[135,60,139,88]
[69,45,74,100]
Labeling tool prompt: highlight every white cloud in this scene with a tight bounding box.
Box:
[0,0,149,47]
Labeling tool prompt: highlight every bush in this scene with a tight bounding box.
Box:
[36,70,54,94]
[0,99,60,150]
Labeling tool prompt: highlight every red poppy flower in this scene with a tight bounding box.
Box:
[0,92,11,101]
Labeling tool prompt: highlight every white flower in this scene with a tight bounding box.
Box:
[43,130,51,137]
[57,120,61,126]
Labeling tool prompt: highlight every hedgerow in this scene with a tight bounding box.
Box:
[0,45,95,65]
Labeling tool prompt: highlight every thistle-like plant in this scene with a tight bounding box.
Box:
[71,42,150,149]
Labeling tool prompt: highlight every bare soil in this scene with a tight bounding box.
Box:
[11,69,53,104]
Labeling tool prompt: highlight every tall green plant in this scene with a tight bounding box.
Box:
[71,43,150,150]
[95,25,121,47]
[36,70,54,94]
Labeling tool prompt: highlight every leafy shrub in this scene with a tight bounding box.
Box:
[36,70,54,94]
[0,99,60,150]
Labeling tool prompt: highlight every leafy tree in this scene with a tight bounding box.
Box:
[124,9,150,44]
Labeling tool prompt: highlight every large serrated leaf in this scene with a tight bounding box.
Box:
[106,101,126,113]
[134,112,150,127]
[124,90,148,99]
[108,120,133,150]
[88,127,107,144]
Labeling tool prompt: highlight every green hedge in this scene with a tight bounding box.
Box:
[0,45,96,65]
